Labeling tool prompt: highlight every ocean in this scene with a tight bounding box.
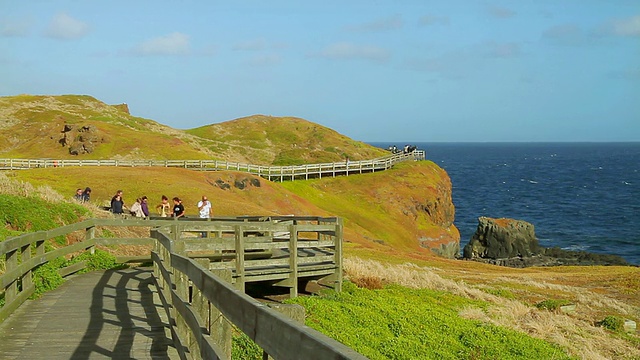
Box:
[371,142,640,265]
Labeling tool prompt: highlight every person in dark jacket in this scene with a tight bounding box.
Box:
[74,188,83,202]
[171,197,184,218]
[141,196,150,217]
[81,187,91,203]
[111,190,125,214]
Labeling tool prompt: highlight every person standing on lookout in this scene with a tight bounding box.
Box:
[157,195,170,217]
[171,197,185,218]
[197,195,212,237]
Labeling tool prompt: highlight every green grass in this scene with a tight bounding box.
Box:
[285,282,574,360]
[0,194,89,236]
[0,193,115,301]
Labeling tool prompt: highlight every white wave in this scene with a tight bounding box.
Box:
[562,244,589,252]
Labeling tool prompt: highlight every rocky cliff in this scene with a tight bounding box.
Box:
[281,161,460,258]
[463,217,628,267]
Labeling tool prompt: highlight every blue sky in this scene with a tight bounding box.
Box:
[1,1,638,142]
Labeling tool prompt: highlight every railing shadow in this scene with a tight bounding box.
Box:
[70,268,174,360]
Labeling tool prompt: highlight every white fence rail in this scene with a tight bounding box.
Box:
[0,150,425,181]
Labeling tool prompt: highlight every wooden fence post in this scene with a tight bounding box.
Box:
[5,250,18,302]
[86,226,96,254]
[288,224,298,298]
[334,218,343,292]
[234,225,245,292]
[20,243,32,292]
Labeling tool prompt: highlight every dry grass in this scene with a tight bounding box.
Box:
[0,172,64,202]
[0,172,153,256]
[345,257,640,360]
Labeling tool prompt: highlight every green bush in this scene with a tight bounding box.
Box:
[232,329,262,360]
[597,315,624,333]
[70,249,119,272]
[32,257,66,297]
[286,282,574,360]
[535,299,573,311]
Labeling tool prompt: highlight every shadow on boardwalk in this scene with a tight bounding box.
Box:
[0,268,177,360]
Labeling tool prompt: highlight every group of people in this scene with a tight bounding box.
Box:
[110,191,212,220]
[73,188,213,221]
[386,144,417,154]
[73,187,92,203]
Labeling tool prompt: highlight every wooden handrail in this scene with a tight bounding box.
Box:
[0,216,363,359]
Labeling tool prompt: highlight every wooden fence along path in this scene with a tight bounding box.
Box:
[0,216,368,359]
[0,150,425,181]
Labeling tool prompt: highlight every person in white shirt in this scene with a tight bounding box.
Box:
[197,195,212,237]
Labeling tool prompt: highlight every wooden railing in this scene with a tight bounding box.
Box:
[0,216,366,359]
[0,150,425,181]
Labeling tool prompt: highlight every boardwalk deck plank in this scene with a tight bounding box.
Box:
[0,268,178,360]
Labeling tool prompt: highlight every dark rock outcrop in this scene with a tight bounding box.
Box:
[463,217,628,267]
[463,217,542,260]
[210,175,261,191]
[59,124,105,155]
[112,103,130,114]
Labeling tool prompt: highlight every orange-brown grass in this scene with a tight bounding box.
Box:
[1,95,388,165]
[345,257,640,360]
[281,160,458,252]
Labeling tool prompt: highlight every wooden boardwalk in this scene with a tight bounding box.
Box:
[0,268,177,360]
[0,217,366,359]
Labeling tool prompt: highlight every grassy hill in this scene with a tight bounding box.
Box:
[186,115,388,165]
[0,95,386,164]
[7,161,457,257]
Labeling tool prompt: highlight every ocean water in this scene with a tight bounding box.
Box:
[371,142,640,265]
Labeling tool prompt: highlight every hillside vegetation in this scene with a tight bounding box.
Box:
[1,94,639,359]
[187,115,387,165]
[0,95,386,164]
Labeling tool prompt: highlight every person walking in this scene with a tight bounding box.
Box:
[141,196,150,217]
[111,190,125,210]
[130,198,145,217]
[197,195,212,237]
[110,193,124,215]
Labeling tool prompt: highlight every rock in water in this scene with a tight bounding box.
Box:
[463,216,629,267]
[463,217,542,260]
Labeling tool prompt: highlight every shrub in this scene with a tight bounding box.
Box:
[232,329,262,360]
[32,257,66,297]
[597,315,625,333]
[535,299,573,311]
[70,249,119,272]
